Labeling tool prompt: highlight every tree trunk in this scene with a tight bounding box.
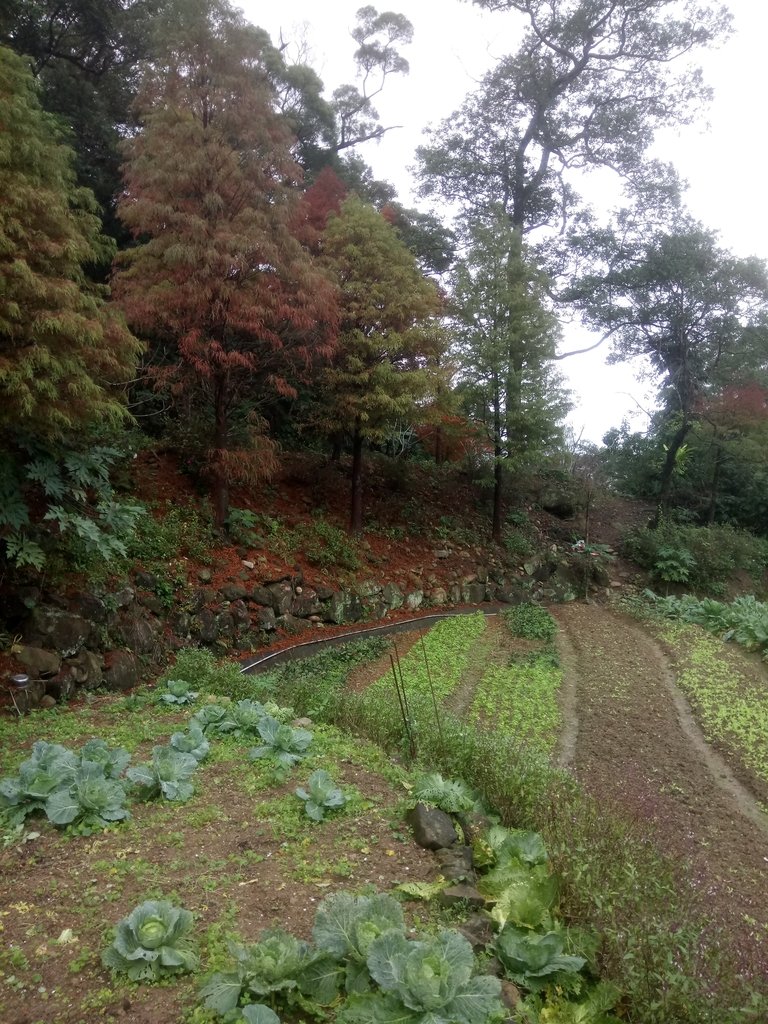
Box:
[492,382,503,543]
[492,448,503,544]
[651,420,691,527]
[212,372,229,529]
[349,419,364,536]
[434,425,444,465]
[330,432,343,461]
[707,437,723,524]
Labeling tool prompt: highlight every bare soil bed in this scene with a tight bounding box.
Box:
[552,602,768,976]
[0,697,434,1024]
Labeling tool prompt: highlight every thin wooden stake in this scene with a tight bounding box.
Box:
[421,635,446,760]
[389,653,414,759]
[392,641,417,760]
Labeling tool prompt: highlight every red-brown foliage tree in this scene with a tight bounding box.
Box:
[113,0,338,526]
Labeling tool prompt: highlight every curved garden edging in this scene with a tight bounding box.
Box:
[239,604,507,675]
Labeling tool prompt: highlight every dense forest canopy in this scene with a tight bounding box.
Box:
[2,0,766,574]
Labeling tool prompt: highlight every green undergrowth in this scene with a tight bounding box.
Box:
[261,620,768,1024]
[469,651,561,757]
[660,623,768,789]
[467,607,562,755]
[348,613,487,748]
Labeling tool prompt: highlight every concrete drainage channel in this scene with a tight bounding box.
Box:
[239,605,506,676]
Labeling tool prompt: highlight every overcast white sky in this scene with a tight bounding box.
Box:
[239,0,766,443]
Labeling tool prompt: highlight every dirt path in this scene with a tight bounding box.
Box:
[552,603,768,971]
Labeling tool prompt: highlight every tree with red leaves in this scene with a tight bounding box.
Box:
[113,0,337,526]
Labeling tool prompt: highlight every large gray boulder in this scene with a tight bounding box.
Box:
[103,651,140,691]
[25,607,92,657]
[16,645,61,678]
[324,591,363,625]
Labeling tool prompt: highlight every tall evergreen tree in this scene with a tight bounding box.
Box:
[452,212,567,540]
[0,44,140,442]
[113,0,338,526]
[318,196,446,534]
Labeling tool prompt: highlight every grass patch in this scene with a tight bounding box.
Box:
[661,623,768,788]
[469,650,561,757]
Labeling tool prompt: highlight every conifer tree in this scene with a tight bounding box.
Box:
[319,196,446,534]
[0,45,140,443]
[113,0,338,526]
[452,212,568,540]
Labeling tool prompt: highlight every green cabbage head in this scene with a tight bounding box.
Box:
[102,900,199,982]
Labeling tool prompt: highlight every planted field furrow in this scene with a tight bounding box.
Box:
[362,612,487,722]
[660,622,768,799]
[468,652,561,757]
[552,602,768,982]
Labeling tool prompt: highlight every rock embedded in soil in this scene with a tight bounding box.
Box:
[438,883,485,909]
[435,845,475,882]
[102,650,140,691]
[16,645,61,677]
[407,803,458,850]
[459,912,494,950]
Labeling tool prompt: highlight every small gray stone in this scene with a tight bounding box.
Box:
[197,568,213,583]
[249,586,275,607]
[434,549,451,559]
[438,884,485,909]
[291,591,322,618]
[255,606,277,632]
[382,582,404,610]
[435,845,475,882]
[65,649,103,688]
[112,586,135,608]
[269,582,293,616]
[229,599,251,628]
[461,583,487,605]
[459,913,494,950]
[275,614,313,636]
[220,583,248,602]
[196,607,218,644]
[357,580,383,598]
[407,803,457,850]
[404,590,424,611]
[134,571,159,590]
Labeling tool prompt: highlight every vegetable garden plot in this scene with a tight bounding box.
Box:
[0,689,434,1024]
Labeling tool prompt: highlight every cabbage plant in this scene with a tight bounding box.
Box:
[248,717,312,773]
[313,892,404,994]
[193,702,236,733]
[102,899,199,981]
[170,721,210,762]
[127,745,198,802]
[45,761,130,830]
[494,925,586,993]
[80,739,131,778]
[199,927,338,1014]
[295,770,346,821]
[158,679,199,705]
[229,699,268,736]
[339,929,503,1024]
[0,741,79,824]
